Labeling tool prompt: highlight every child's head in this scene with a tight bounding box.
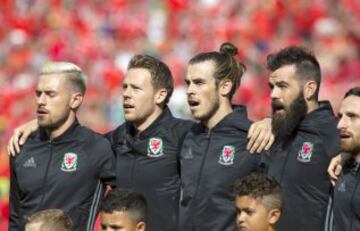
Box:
[101,188,147,231]
[234,173,282,231]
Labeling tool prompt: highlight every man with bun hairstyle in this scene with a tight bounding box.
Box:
[179,42,262,231]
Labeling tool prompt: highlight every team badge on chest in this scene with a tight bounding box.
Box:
[60,153,78,172]
[218,145,235,165]
[147,137,164,157]
[297,142,313,163]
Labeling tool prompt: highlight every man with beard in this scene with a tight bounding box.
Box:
[9,62,116,231]
[266,46,341,231]
[179,42,262,231]
[332,87,360,231]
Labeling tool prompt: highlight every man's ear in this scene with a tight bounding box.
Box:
[136,221,146,231]
[267,208,281,225]
[303,80,317,101]
[155,88,168,106]
[219,79,233,97]
[70,92,84,110]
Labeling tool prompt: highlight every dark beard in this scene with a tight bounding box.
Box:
[341,142,360,157]
[271,92,308,144]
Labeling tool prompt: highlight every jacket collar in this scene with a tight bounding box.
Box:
[39,119,80,142]
[198,105,250,133]
[299,101,335,129]
[125,107,173,138]
[343,157,360,176]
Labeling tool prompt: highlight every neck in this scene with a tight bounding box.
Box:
[268,225,276,231]
[134,107,163,132]
[203,100,232,129]
[46,113,76,139]
[306,100,319,114]
[354,153,360,163]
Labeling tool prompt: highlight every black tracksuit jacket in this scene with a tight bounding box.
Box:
[179,106,261,231]
[267,102,341,231]
[108,108,192,231]
[9,120,116,231]
[333,159,360,231]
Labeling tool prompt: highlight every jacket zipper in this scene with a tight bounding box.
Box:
[279,144,291,184]
[130,136,139,188]
[192,131,211,230]
[37,140,54,210]
[130,156,136,188]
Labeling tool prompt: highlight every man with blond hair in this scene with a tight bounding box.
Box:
[9,62,116,231]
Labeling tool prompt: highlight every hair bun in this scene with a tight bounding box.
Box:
[220,42,238,56]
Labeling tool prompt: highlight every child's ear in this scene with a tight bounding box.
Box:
[136,221,146,231]
[268,208,281,225]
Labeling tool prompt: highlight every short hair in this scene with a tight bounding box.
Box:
[26,209,72,231]
[101,188,147,224]
[40,62,88,94]
[128,54,174,107]
[234,173,282,211]
[267,46,321,100]
[189,42,246,100]
[344,87,360,99]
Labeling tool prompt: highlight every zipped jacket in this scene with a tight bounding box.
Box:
[108,108,192,231]
[267,102,341,231]
[9,120,116,231]
[179,106,261,231]
[333,159,360,231]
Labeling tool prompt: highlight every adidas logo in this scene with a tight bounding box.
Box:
[23,157,37,168]
[183,148,194,160]
[338,181,346,192]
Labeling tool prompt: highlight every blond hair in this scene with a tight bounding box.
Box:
[40,62,88,94]
[26,209,72,231]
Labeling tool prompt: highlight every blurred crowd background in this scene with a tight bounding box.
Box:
[0,0,360,229]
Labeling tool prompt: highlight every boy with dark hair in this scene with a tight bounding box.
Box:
[101,189,147,231]
[234,173,282,231]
